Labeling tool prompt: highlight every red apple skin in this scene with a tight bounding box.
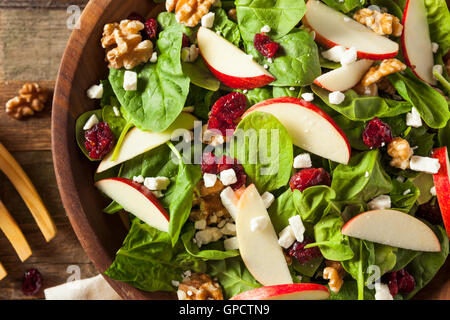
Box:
[432,147,450,237]
[303,17,398,60]
[97,177,170,222]
[200,56,276,90]
[242,97,351,160]
[230,283,329,300]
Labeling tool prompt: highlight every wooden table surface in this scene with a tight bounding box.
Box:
[0,0,96,299]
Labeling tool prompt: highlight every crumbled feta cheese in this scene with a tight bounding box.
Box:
[243,89,248,94]
[220,223,236,236]
[113,106,121,117]
[267,58,273,63]
[181,44,199,62]
[321,46,346,63]
[183,270,192,278]
[194,219,207,230]
[403,189,411,195]
[83,114,99,130]
[329,91,345,105]
[432,42,439,54]
[261,191,275,208]
[293,153,312,169]
[216,30,221,35]
[278,226,296,249]
[123,71,137,91]
[433,64,443,78]
[340,47,357,66]
[406,107,422,128]
[430,186,436,196]
[150,51,158,63]
[171,280,180,287]
[289,87,295,91]
[365,171,370,178]
[288,215,305,242]
[220,187,239,220]
[144,176,171,191]
[410,156,441,174]
[201,12,215,28]
[133,175,145,184]
[220,168,237,186]
[374,283,393,300]
[203,173,217,188]
[263,64,269,69]
[151,190,164,198]
[301,92,314,102]
[195,227,222,247]
[368,195,391,210]
[396,176,405,183]
[224,236,239,251]
[368,4,381,11]
[86,84,103,99]
[260,25,271,33]
[250,216,270,232]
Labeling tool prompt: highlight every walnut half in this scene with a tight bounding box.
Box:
[323,260,345,294]
[166,0,216,27]
[5,83,48,120]
[387,137,413,170]
[177,273,224,300]
[354,8,403,37]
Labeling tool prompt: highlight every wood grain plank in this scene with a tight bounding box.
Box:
[0,0,88,9]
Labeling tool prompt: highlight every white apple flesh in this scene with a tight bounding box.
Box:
[95,178,170,233]
[314,59,373,92]
[230,283,330,300]
[342,209,441,252]
[303,0,399,60]
[401,0,436,85]
[197,27,275,89]
[243,97,351,164]
[97,112,197,173]
[236,184,293,286]
[432,147,450,237]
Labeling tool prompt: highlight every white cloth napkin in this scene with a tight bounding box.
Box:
[44,274,122,300]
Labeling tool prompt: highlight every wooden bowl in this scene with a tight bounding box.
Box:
[51,0,450,300]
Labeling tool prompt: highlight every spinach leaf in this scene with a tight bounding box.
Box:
[424,0,450,55]
[312,84,412,121]
[208,257,262,299]
[273,86,302,98]
[329,281,375,300]
[232,111,293,192]
[389,178,419,213]
[388,69,450,129]
[439,118,450,148]
[332,114,368,151]
[392,248,420,271]
[292,186,339,224]
[75,109,103,161]
[405,126,435,157]
[109,24,190,132]
[322,0,365,13]
[100,79,116,108]
[374,244,397,276]
[105,218,205,292]
[236,0,306,42]
[185,85,219,121]
[212,8,241,46]
[182,59,220,91]
[291,257,323,277]
[103,201,123,214]
[242,87,273,105]
[102,105,127,139]
[370,0,403,18]
[331,150,393,202]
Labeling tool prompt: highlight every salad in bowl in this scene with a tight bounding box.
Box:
[76,0,450,300]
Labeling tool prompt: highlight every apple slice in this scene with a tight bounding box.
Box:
[0,263,6,281]
[432,147,450,237]
[342,209,441,252]
[314,60,373,92]
[197,27,275,89]
[243,97,351,164]
[97,112,197,173]
[303,0,399,60]
[401,0,436,85]
[230,283,329,300]
[95,178,169,232]
[236,184,292,286]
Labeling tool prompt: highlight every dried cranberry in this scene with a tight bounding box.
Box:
[416,199,443,225]
[127,12,146,23]
[211,92,247,125]
[207,115,236,136]
[289,168,331,192]
[201,152,218,174]
[144,18,158,39]
[22,268,42,296]
[288,238,322,264]
[254,33,279,58]
[397,269,415,294]
[85,122,115,160]
[362,117,393,148]
[182,34,190,48]
[386,272,399,296]
[218,155,247,190]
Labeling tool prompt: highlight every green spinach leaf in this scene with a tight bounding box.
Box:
[75,109,103,161]
[322,0,365,13]
[212,8,241,46]
[424,0,450,55]
[292,186,339,224]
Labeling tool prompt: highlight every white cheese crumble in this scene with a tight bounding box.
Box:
[171,280,180,287]
[293,153,312,169]
[195,227,222,247]
[133,175,145,184]
[321,45,346,63]
[396,176,405,183]
[220,187,239,220]
[260,25,271,33]
[329,91,345,105]
[267,58,273,63]
[263,64,269,69]
[113,106,121,117]
[151,190,164,198]
[201,12,215,28]
[365,171,370,178]
[289,87,295,91]
[224,236,239,251]
[220,168,237,186]
[288,215,305,242]
[340,47,357,66]
[431,42,439,54]
[402,189,411,195]
[261,191,275,208]
[203,173,217,188]
[144,176,171,191]
[406,107,422,128]
[83,114,99,130]
[250,216,270,232]
[220,223,236,236]
[86,84,103,99]
[368,195,391,210]
[123,70,137,91]
[150,51,158,63]
[430,186,436,196]
[278,225,296,249]
[301,92,314,102]
[410,156,441,174]
[194,219,207,230]
[374,283,393,300]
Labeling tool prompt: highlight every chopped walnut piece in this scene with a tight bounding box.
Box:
[177,273,224,300]
[5,83,48,120]
[387,137,413,170]
[354,8,403,36]
[377,77,396,95]
[360,59,406,87]
[353,82,378,96]
[166,0,216,27]
[101,20,153,69]
[323,261,345,294]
